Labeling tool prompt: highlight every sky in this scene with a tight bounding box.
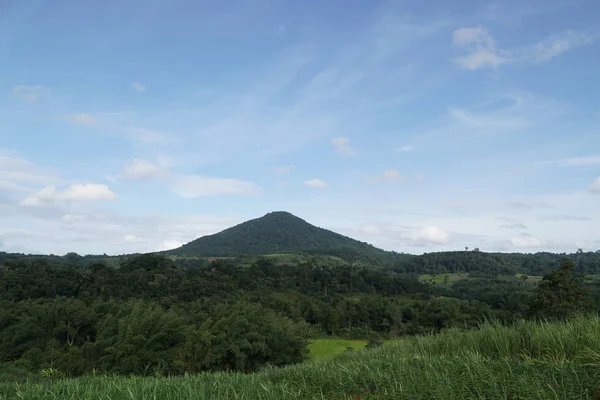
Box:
[1,0,600,256]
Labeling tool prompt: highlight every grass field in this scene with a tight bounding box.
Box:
[307,339,368,359]
[2,316,600,399]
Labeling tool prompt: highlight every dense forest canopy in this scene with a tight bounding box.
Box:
[1,251,599,377]
[163,211,394,263]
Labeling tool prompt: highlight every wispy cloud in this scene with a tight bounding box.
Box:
[532,31,598,62]
[499,222,528,230]
[121,159,167,181]
[20,184,117,207]
[452,27,599,71]
[395,145,414,152]
[509,201,553,210]
[57,113,99,126]
[304,178,328,188]
[10,85,51,103]
[365,170,405,183]
[0,153,59,189]
[56,113,177,146]
[272,165,295,175]
[510,234,543,249]
[331,137,358,158]
[131,82,146,92]
[539,215,591,222]
[172,175,261,198]
[589,177,600,194]
[441,92,566,137]
[120,125,175,146]
[558,156,600,167]
[452,27,510,70]
[403,226,452,246]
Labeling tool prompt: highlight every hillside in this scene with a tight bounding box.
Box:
[165,211,398,264]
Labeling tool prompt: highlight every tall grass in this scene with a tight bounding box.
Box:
[408,315,600,364]
[1,316,599,399]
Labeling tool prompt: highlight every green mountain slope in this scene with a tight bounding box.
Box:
[165,211,397,263]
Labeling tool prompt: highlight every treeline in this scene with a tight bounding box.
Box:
[1,252,599,377]
[3,248,600,276]
[1,254,501,377]
[390,250,600,275]
[0,298,307,376]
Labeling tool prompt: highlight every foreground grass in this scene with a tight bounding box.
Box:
[2,316,600,399]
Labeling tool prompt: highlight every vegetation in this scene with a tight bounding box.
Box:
[528,260,593,319]
[2,316,600,399]
[164,211,399,265]
[1,250,598,377]
[1,212,600,398]
[307,339,367,359]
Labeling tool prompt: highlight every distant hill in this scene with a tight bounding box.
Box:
[164,211,399,264]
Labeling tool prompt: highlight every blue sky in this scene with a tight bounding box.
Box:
[1,0,599,255]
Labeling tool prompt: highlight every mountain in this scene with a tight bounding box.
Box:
[165,211,397,264]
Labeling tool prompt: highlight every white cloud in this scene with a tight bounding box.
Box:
[121,126,174,146]
[158,239,185,251]
[589,177,600,194]
[121,159,167,181]
[443,92,563,137]
[533,31,598,63]
[10,85,50,103]
[304,179,328,188]
[172,175,261,198]
[452,27,596,70]
[452,27,492,47]
[456,51,509,70]
[499,223,528,230]
[331,137,358,158]
[58,113,99,127]
[452,27,509,70]
[61,184,118,201]
[272,165,296,175]
[366,170,405,183]
[124,234,144,243]
[395,145,414,152]
[558,156,600,167]
[510,235,542,248]
[20,184,117,206]
[131,82,146,92]
[20,187,60,207]
[0,154,57,187]
[4,208,242,255]
[403,226,452,245]
[357,225,382,235]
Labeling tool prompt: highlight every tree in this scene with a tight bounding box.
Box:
[528,260,592,319]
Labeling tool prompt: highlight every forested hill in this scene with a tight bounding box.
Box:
[1,210,599,275]
[164,211,399,264]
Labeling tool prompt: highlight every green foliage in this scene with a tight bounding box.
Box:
[528,260,593,319]
[1,244,600,379]
[164,211,400,265]
[306,339,367,359]
[2,317,600,399]
[96,301,185,375]
[184,302,308,372]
